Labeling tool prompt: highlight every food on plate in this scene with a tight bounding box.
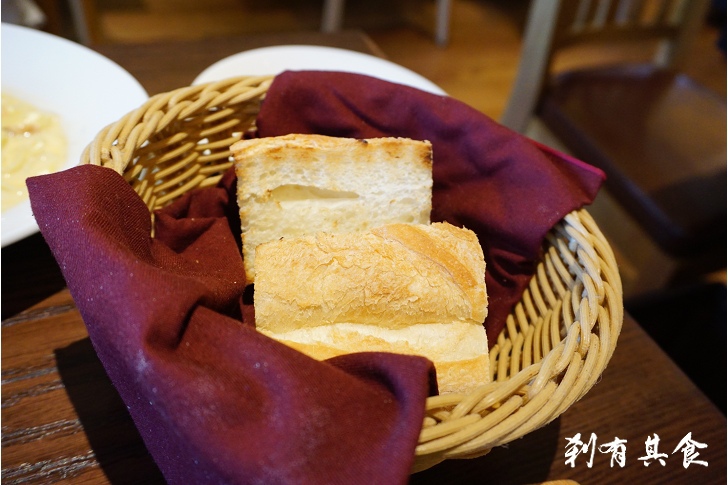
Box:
[231,134,433,284]
[253,222,490,394]
[1,93,67,212]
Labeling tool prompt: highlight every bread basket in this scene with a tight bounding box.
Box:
[80,75,623,473]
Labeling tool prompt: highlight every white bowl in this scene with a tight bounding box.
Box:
[193,45,446,95]
[1,23,149,247]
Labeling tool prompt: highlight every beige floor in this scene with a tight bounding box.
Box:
[87,0,527,119]
[88,0,725,119]
[81,0,727,296]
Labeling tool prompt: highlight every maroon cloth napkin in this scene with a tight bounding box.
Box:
[256,71,606,344]
[28,165,436,485]
[27,70,604,485]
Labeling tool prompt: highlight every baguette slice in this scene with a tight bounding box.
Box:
[264,322,489,395]
[254,222,489,394]
[231,134,433,284]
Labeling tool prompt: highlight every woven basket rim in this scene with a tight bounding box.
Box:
[80,75,624,473]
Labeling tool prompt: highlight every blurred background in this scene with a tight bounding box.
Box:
[3,0,724,119]
[3,0,726,411]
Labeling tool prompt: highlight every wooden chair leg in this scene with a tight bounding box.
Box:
[322,0,345,33]
[67,0,102,45]
[435,0,452,46]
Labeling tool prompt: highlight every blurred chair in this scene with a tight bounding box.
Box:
[321,0,452,46]
[502,0,726,296]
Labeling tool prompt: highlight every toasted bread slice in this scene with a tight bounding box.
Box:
[231,134,433,284]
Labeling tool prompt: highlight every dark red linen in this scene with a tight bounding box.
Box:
[26,70,604,484]
[255,71,605,343]
[27,165,435,485]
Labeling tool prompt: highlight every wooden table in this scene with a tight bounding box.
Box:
[2,30,726,485]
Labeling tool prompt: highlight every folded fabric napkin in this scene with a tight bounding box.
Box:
[27,71,604,485]
[29,166,436,484]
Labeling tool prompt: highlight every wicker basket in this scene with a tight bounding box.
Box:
[80,75,623,473]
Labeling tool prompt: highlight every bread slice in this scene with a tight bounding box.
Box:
[266,323,489,395]
[231,134,433,284]
[254,222,490,394]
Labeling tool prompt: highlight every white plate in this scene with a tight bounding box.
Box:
[193,45,446,95]
[1,23,148,247]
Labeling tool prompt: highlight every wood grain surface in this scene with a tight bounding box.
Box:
[3,288,725,484]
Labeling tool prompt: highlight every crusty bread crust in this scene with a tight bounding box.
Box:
[231,134,433,284]
[254,222,490,394]
[254,222,487,333]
